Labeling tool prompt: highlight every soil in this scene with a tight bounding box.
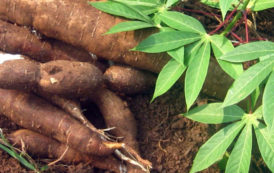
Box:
[0,1,273,173]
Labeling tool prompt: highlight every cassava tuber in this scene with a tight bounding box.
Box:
[0,59,103,97]
[0,20,94,63]
[104,65,156,94]
[0,89,123,156]
[8,129,125,173]
[0,0,168,73]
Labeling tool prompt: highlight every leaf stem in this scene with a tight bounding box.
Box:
[221,0,251,36]
[243,10,249,43]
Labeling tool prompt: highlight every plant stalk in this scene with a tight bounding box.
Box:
[221,0,251,36]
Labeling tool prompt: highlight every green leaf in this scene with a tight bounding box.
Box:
[263,71,274,133]
[254,123,274,172]
[105,21,154,34]
[159,11,206,34]
[210,35,243,79]
[89,1,151,23]
[166,0,179,7]
[220,41,274,62]
[223,58,274,107]
[225,124,252,173]
[112,0,161,7]
[133,31,200,53]
[167,46,184,65]
[253,0,274,11]
[152,59,186,101]
[185,41,211,110]
[184,103,245,124]
[250,86,261,111]
[220,0,234,20]
[190,121,245,173]
[184,40,204,66]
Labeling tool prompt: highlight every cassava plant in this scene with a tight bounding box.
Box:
[90,0,274,172]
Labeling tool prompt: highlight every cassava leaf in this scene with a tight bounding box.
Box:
[184,40,204,66]
[133,31,200,53]
[166,0,179,8]
[183,103,245,124]
[263,71,274,133]
[190,121,245,173]
[254,123,274,172]
[223,58,274,107]
[112,0,161,7]
[251,86,261,111]
[159,11,206,34]
[167,46,185,65]
[89,1,151,23]
[220,0,234,20]
[185,41,211,110]
[253,0,274,11]
[105,21,154,34]
[225,124,252,173]
[220,41,274,62]
[152,59,186,101]
[210,35,243,79]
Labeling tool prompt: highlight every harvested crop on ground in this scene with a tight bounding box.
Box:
[39,94,99,132]
[91,87,150,172]
[0,20,93,63]
[0,0,168,73]
[104,65,156,94]
[0,59,103,97]
[0,89,123,156]
[8,129,125,173]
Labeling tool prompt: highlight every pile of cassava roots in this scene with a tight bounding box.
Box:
[0,0,232,172]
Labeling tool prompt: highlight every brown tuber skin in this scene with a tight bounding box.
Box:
[8,129,125,173]
[0,59,103,97]
[0,0,169,73]
[104,65,156,94]
[0,89,123,156]
[91,88,149,172]
[0,20,94,63]
[91,88,138,151]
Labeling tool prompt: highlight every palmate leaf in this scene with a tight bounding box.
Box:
[185,41,210,110]
[159,11,206,34]
[220,41,274,62]
[152,58,186,101]
[105,21,154,34]
[190,121,245,173]
[250,86,261,111]
[89,1,151,23]
[133,31,200,53]
[225,124,252,173]
[210,35,243,79]
[183,103,245,124]
[220,0,234,20]
[263,71,274,133]
[254,123,274,171]
[223,58,274,107]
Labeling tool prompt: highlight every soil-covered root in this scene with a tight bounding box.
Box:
[104,65,156,94]
[8,129,125,173]
[0,0,169,73]
[91,88,151,172]
[0,59,103,97]
[39,94,101,133]
[0,20,93,63]
[0,89,123,156]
